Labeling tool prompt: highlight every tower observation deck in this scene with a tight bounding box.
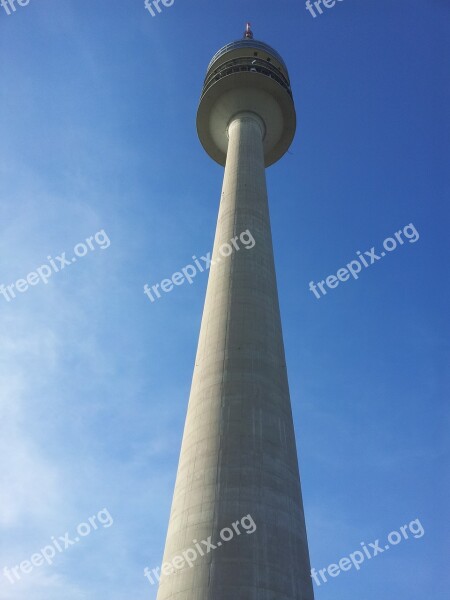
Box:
[156,25,314,600]
[197,24,296,167]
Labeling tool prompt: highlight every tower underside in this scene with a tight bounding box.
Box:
[156,112,314,600]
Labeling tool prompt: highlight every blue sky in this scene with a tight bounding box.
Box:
[0,0,448,598]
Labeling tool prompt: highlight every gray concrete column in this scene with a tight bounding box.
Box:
[156,112,314,600]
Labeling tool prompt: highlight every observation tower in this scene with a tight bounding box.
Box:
[156,24,314,600]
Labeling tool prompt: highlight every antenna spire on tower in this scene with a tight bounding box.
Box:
[244,22,253,39]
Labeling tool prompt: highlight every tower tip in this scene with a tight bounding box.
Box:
[244,22,253,39]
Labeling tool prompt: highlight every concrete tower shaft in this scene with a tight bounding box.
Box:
[156,31,314,600]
